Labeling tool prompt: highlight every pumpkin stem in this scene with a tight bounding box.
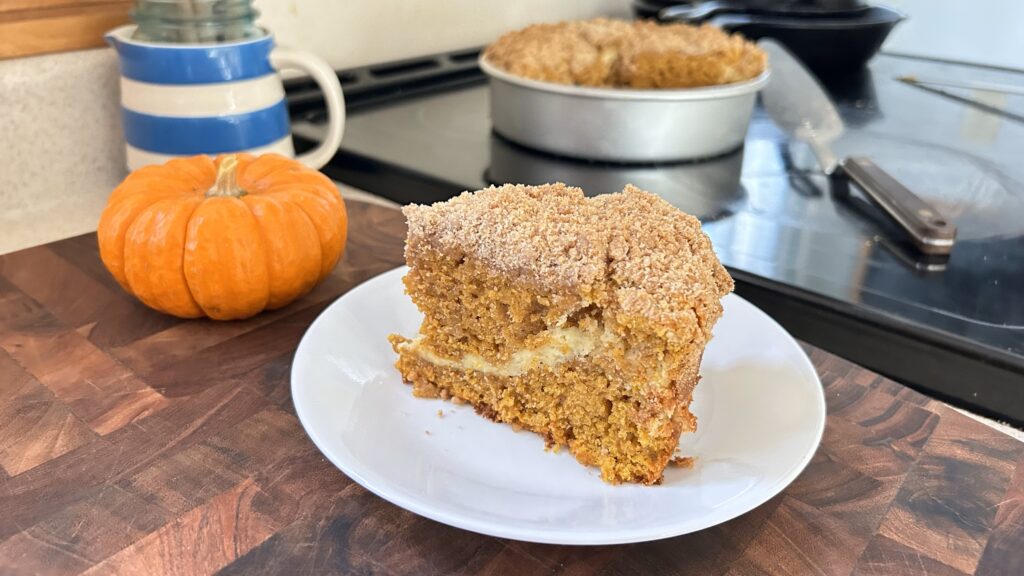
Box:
[207,155,246,198]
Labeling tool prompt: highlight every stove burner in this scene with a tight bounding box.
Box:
[486,134,745,222]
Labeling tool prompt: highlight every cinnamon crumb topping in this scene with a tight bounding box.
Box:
[402,183,733,327]
[484,18,766,89]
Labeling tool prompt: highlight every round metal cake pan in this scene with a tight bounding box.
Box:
[480,56,770,163]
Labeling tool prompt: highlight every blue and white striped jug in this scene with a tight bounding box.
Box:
[106,25,344,171]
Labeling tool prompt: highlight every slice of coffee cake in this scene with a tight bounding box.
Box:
[388,183,733,484]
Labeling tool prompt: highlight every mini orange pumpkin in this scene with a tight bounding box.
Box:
[98,153,347,320]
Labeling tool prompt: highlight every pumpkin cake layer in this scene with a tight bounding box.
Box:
[389,183,733,484]
[484,18,767,89]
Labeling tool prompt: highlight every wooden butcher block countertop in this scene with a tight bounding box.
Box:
[0,199,1021,575]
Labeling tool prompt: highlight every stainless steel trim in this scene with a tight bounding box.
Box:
[479,56,771,163]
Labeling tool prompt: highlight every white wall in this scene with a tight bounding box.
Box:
[882,0,1023,70]
[256,0,630,69]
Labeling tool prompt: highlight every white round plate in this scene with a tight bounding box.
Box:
[292,266,826,545]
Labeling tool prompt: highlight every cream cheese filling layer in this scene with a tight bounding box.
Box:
[397,326,603,377]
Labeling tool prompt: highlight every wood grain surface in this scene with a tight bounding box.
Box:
[0,199,1021,575]
[0,1,132,60]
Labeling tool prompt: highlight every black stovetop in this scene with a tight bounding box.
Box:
[289,51,1024,425]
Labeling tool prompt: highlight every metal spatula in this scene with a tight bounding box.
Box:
[759,39,957,255]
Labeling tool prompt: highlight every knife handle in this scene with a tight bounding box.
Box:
[840,157,957,255]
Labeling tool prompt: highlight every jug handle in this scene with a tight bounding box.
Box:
[270,47,345,171]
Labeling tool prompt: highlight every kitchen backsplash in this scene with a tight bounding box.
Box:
[0,48,125,254]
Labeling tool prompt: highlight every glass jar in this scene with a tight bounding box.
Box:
[131,0,261,43]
